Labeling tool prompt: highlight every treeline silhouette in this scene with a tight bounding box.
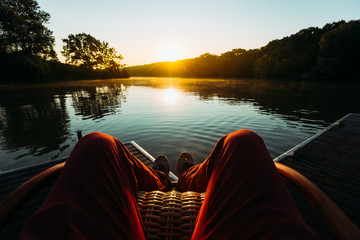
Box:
[0,53,130,83]
[0,0,129,84]
[130,20,360,81]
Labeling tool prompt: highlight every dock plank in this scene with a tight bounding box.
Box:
[279,113,360,239]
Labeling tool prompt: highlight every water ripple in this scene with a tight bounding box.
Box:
[1,78,355,171]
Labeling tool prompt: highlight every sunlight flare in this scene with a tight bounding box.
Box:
[163,88,179,105]
[157,44,184,62]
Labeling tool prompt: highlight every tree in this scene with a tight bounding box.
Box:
[0,0,56,59]
[61,33,124,71]
[314,20,360,79]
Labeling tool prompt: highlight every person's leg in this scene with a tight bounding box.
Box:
[178,129,318,239]
[19,132,171,240]
[176,159,208,193]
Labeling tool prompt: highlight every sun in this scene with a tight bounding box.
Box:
[157,44,184,62]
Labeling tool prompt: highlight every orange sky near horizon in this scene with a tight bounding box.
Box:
[37,0,360,67]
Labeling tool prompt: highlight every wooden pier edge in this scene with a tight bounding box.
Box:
[129,141,178,181]
[273,113,352,162]
[274,112,360,239]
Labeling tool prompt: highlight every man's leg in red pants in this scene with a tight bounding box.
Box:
[177,129,319,239]
[19,132,171,240]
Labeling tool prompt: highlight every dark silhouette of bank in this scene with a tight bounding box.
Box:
[0,0,129,84]
[130,20,360,82]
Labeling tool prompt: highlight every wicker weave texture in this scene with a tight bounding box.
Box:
[138,190,205,240]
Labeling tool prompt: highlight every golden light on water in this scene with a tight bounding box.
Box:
[163,88,179,105]
[157,44,184,62]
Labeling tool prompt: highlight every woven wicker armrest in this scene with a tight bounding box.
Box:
[0,162,65,227]
[275,162,360,240]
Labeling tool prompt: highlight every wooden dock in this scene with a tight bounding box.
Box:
[1,113,359,239]
[274,113,360,239]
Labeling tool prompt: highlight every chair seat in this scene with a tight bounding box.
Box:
[138,190,205,239]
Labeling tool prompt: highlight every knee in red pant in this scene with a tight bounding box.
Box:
[224,129,264,148]
[80,132,116,147]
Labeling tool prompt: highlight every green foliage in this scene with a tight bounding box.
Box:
[312,20,360,80]
[0,0,56,59]
[62,33,124,71]
[254,29,318,78]
[130,20,360,82]
[0,1,129,83]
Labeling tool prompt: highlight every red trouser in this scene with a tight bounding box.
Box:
[20,130,318,239]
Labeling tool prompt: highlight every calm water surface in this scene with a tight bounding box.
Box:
[0,77,359,172]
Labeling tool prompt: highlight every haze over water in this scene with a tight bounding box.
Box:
[0,78,359,172]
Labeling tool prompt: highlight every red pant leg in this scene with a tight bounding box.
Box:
[176,161,208,192]
[179,129,319,239]
[19,132,171,240]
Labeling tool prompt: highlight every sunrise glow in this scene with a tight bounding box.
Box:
[26,1,360,66]
[157,44,184,62]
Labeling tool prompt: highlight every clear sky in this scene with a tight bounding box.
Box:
[37,0,360,66]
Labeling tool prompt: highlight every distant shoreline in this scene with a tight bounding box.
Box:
[128,20,360,83]
[0,54,130,84]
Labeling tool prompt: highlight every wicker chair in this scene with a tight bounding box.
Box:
[138,190,205,239]
[0,162,359,240]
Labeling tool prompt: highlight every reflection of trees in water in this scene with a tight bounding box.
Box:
[0,78,357,163]
[0,81,129,160]
[186,80,359,125]
[131,78,359,125]
[71,84,127,120]
[0,89,70,159]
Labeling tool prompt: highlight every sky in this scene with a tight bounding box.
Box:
[37,0,360,67]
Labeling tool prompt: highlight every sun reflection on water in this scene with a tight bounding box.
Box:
[163,88,179,105]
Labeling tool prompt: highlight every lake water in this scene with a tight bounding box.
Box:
[0,77,359,173]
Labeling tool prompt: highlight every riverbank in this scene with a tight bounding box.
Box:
[0,54,130,84]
